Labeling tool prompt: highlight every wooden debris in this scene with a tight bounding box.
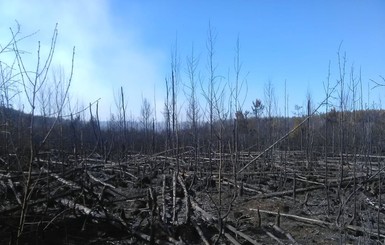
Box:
[225,223,262,245]
[271,223,298,244]
[191,219,210,245]
[7,178,22,205]
[1,149,385,244]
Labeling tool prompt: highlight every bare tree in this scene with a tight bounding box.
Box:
[113,86,128,156]
[232,36,248,115]
[185,44,200,169]
[251,98,264,151]
[305,91,313,169]
[337,45,347,200]
[323,61,332,214]
[264,80,276,119]
[371,75,385,89]
[231,36,248,196]
[201,22,218,179]
[163,78,171,151]
[0,58,20,109]
[264,80,276,148]
[0,24,23,162]
[11,24,75,240]
[167,38,180,225]
[0,22,34,110]
[212,75,232,244]
[114,87,128,146]
[140,97,152,152]
[348,64,360,224]
[336,44,348,225]
[141,97,152,133]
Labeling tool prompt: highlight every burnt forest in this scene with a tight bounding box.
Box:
[1,24,385,244]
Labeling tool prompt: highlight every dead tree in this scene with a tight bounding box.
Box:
[11,24,75,241]
[185,44,200,172]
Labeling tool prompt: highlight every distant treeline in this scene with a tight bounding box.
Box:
[1,105,385,161]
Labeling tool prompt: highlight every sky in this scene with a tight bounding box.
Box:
[0,0,384,121]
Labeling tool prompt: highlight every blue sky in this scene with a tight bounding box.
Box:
[1,0,384,120]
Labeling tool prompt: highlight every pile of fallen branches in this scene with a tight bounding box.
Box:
[0,151,257,244]
[1,148,385,244]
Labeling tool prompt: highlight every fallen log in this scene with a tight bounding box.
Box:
[58,198,127,231]
[270,223,298,245]
[223,232,242,245]
[225,223,262,245]
[191,199,260,245]
[190,199,215,223]
[191,219,210,245]
[59,198,106,219]
[87,171,116,189]
[41,167,81,190]
[246,176,362,201]
[262,227,285,245]
[8,178,22,205]
[251,209,335,228]
[251,208,385,240]
[177,174,191,223]
[246,185,323,200]
[0,189,76,215]
[221,179,262,194]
